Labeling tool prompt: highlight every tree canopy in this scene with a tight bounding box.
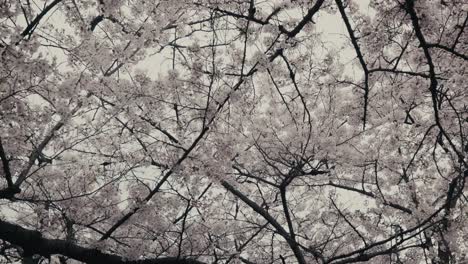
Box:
[0,0,467,263]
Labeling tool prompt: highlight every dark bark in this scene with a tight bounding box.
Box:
[0,219,204,264]
[20,0,63,40]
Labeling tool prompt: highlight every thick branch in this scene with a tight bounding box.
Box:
[405,0,467,214]
[221,180,308,264]
[335,0,369,130]
[20,0,63,40]
[0,219,204,264]
[280,0,326,38]
[0,138,13,187]
[0,187,21,199]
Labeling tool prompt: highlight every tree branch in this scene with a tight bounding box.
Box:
[20,0,63,41]
[221,180,309,264]
[335,0,370,130]
[0,138,14,187]
[0,219,204,264]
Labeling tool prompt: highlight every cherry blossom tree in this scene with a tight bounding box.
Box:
[0,0,466,263]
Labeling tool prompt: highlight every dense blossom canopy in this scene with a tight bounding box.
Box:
[0,0,467,263]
